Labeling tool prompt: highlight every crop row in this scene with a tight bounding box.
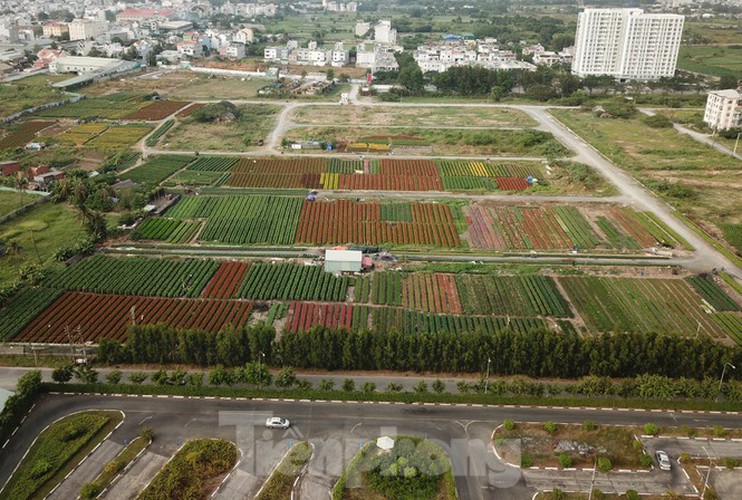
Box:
[186,157,238,172]
[687,276,740,311]
[0,121,53,150]
[38,96,144,119]
[295,199,460,247]
[437,161,540,178]
[202,261,251,299]
[0,288,61,340]
[559,276,729,338]
[56,122,108,145]
[595,216,642,250]
[43,255,219,298]
[371,308,548,335]
[132,218,200,243]
[165,170,226,186]
[285,302,357,332]
[145,119,175,147]
[236,263,349,302]
[124,100,189,120]
[87,124,152,149]
[712,313,742,345]
[16,292,253,343]
[120,155,194,186]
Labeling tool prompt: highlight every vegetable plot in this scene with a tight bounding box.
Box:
[237,262,349,301]
[285,301,356,332]
[17,292,254,342]
[202,261,251,299]
[0,121,53,150]
[131,218,201,243]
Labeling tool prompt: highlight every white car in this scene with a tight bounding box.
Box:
[265,417,290,429]
[656,450,672,471]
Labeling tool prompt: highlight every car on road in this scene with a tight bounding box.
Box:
[656,450,672,471]
[265,417,290,429]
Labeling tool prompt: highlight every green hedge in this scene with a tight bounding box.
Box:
[0,370,42,444]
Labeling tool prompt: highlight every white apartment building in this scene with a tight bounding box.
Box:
[355,44,399,72]
[703,89,742,131]
[68,19,108,41]
[374,20,396,45]
[177,40,203,58]
[264,41,348,67]
[233,28,254,44]
[572,8,684,81]
[222,43,245,59]
[355,21,370,38]
[413,40,533,73]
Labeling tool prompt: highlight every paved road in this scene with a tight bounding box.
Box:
[2,394,742,500]
[100,450,165,500]
[48,440,123,500]
[526,106,741,276]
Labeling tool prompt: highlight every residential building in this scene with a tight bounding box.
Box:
[33,48,67,69]
[48,56,126,75]
[177,40,203,58]
[571,8,684,81]
[233,28,254,44]
[374,20,396,45]
[703,89,742,131]
[413,40,535,73]
[68,19,108,41]
[117,8,175,23]
[356,43,398,72]
[221,43,245,59]
[42,22,68,38]
[355,21,370,38]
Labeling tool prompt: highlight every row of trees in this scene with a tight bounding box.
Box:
[97,324,742,381]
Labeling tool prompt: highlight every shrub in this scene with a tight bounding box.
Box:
[521,453,533,468]
[597,457,612,472]
[52,365,74,384]
[295,380,312,391]
[414,381,428,393]
[386,382,403,393]
[342,379,355,392]
[151,369,169,385]
[680,425,696,438]
[275,367,297,388]
[543,421,557,433]
[188,373,203,387]
[713,425,727,438]
[593,488,604,500]
[106,369,122,385]
[503,419,515,431]
[680,452,691,464]
[723,457,740,469]
[642,114,673,128]
[363,382,376,393]
[29,459,52,479]
[80,482,101,499]
[558,454,572,468]
[432,379,446,394]
[74,366,98,384]
[129,372,148,384]
[140,427,154,441]
[703,490,719,500]
[319,379,335,391]
[552,488,566,500]
[456,381,472,394]
[643,423,659,436]
[582,420,596,431]
[640,453,654,468]
[625,489,640,500]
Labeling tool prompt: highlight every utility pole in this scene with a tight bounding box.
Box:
[734,131,740,156]
[258,351,265,389]
[587,458,598,500]
[717,362,736,400]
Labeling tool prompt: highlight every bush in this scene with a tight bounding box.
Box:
[543,421,557,433]
[129,372,148,384]
[386,382,403,393]
[363,382,376,393]
[432,379,446,394]
[414,381,428,393]
[106,370,122,385]
[192,101,241,123]
[642,114,673,128]
[521,453,533,468]
[52,365,74,384]
[74,366,98,384]
[680,425,696,438]
[643,423,659,436]
[295,379,312,391]
[552,488,566,500]
[140,427,154,441]
[625,489,640,500]
[319,379,335,391]
[29,459,52,479]
[80,482,101,499]
[680,452,691,464]
[597,457,612,472]
[188,373,203,387]
[342,379,355,392]
[275,367,297,388]
[723,457,740,469]
[713,425,727,438]
[503,419,515,431]
[593,488,604,500]
[558,454,572,468]
[640,453,654,467]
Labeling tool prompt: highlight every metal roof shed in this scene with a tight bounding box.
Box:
[325,249,362,273]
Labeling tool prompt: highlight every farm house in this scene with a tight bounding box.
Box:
[325,249,362,273]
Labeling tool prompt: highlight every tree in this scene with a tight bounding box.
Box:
[129,372,148,384]
[398,65,424,94]
[52,365,74,383]
[432,379,446,394]
[105,369,122,384]
[147,50,158,67]
[325,68,335,81]
[718,75,738,90]
[275,367,297,388]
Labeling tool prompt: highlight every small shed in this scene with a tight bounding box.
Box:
[325,249,362,273]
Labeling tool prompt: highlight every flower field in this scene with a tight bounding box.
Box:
[371,308,548,335]
[227,157,327,189]
[165,195,302,245]
[87,124,152,149]
[43,255,219,298]
[131,218,201,243]
[186,156,238,172]
[295,199,461,247]
[0,288,61,341]
[236,262,349,301]
[56,122,109,145]
[120,155,194,186]
[37,95,146,119]
[285,301,357,332]
[123,100,190,120]
[202,261,251,299]
[15,292,254,342]
[558,276,738,338]
[0,121,53,150]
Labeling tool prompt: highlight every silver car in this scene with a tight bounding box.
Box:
[265,417,290,429]
[656,450,672,471]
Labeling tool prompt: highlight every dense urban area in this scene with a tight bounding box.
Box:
[0,0,741,499]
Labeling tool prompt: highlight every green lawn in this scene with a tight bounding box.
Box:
[0,190,47,217]
[0,74,69,118]
[550,108,742,251]
[677,45,742,78]
[0,202,81,287]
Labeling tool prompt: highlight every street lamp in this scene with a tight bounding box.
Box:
[484,357,491,395]
[258,351,266,389]
[717,362,736,399]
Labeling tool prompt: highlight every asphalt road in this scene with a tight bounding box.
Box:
[2,394,741,500]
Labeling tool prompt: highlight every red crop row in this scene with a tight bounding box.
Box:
[176,103,206,117]
[609,208,656,247]
[336,174,441,191]
[124,100,190,120]
[286,301,353,332]
[379,159,438,177]
[295,200,460,247]
[0,121,54,150]
[496,177,530,191]
[17,292,253,343]
[402,274,463,314]
[202,261,251,299]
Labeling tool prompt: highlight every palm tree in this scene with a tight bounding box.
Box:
[14,176,28,209]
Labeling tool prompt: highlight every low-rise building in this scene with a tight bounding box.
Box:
[0,160,20,177]
[42,22,68,39]
[68,19,108,41]
[233,27,254,44]
[704,89,742,131]
[34,48,67,69]
[221,43,245,59]
[177,40,203,58]
[325,249,362,273]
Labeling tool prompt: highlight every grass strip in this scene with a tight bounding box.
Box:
[256,441,311,500]
[80,436,150,499]
[674,213,742,269]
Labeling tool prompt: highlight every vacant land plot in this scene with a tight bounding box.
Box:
[0,190,45,217]
[162,104,279,151]
[37,94,146,119]
[0,202,80,288]
[285,126,569,157]
[0,74,68,118]
[550,109,742,246]
[677,45,742,78]
[291,105,537,128]
[0,121,54,150]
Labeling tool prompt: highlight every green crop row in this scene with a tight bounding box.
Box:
[237,262,349,302]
